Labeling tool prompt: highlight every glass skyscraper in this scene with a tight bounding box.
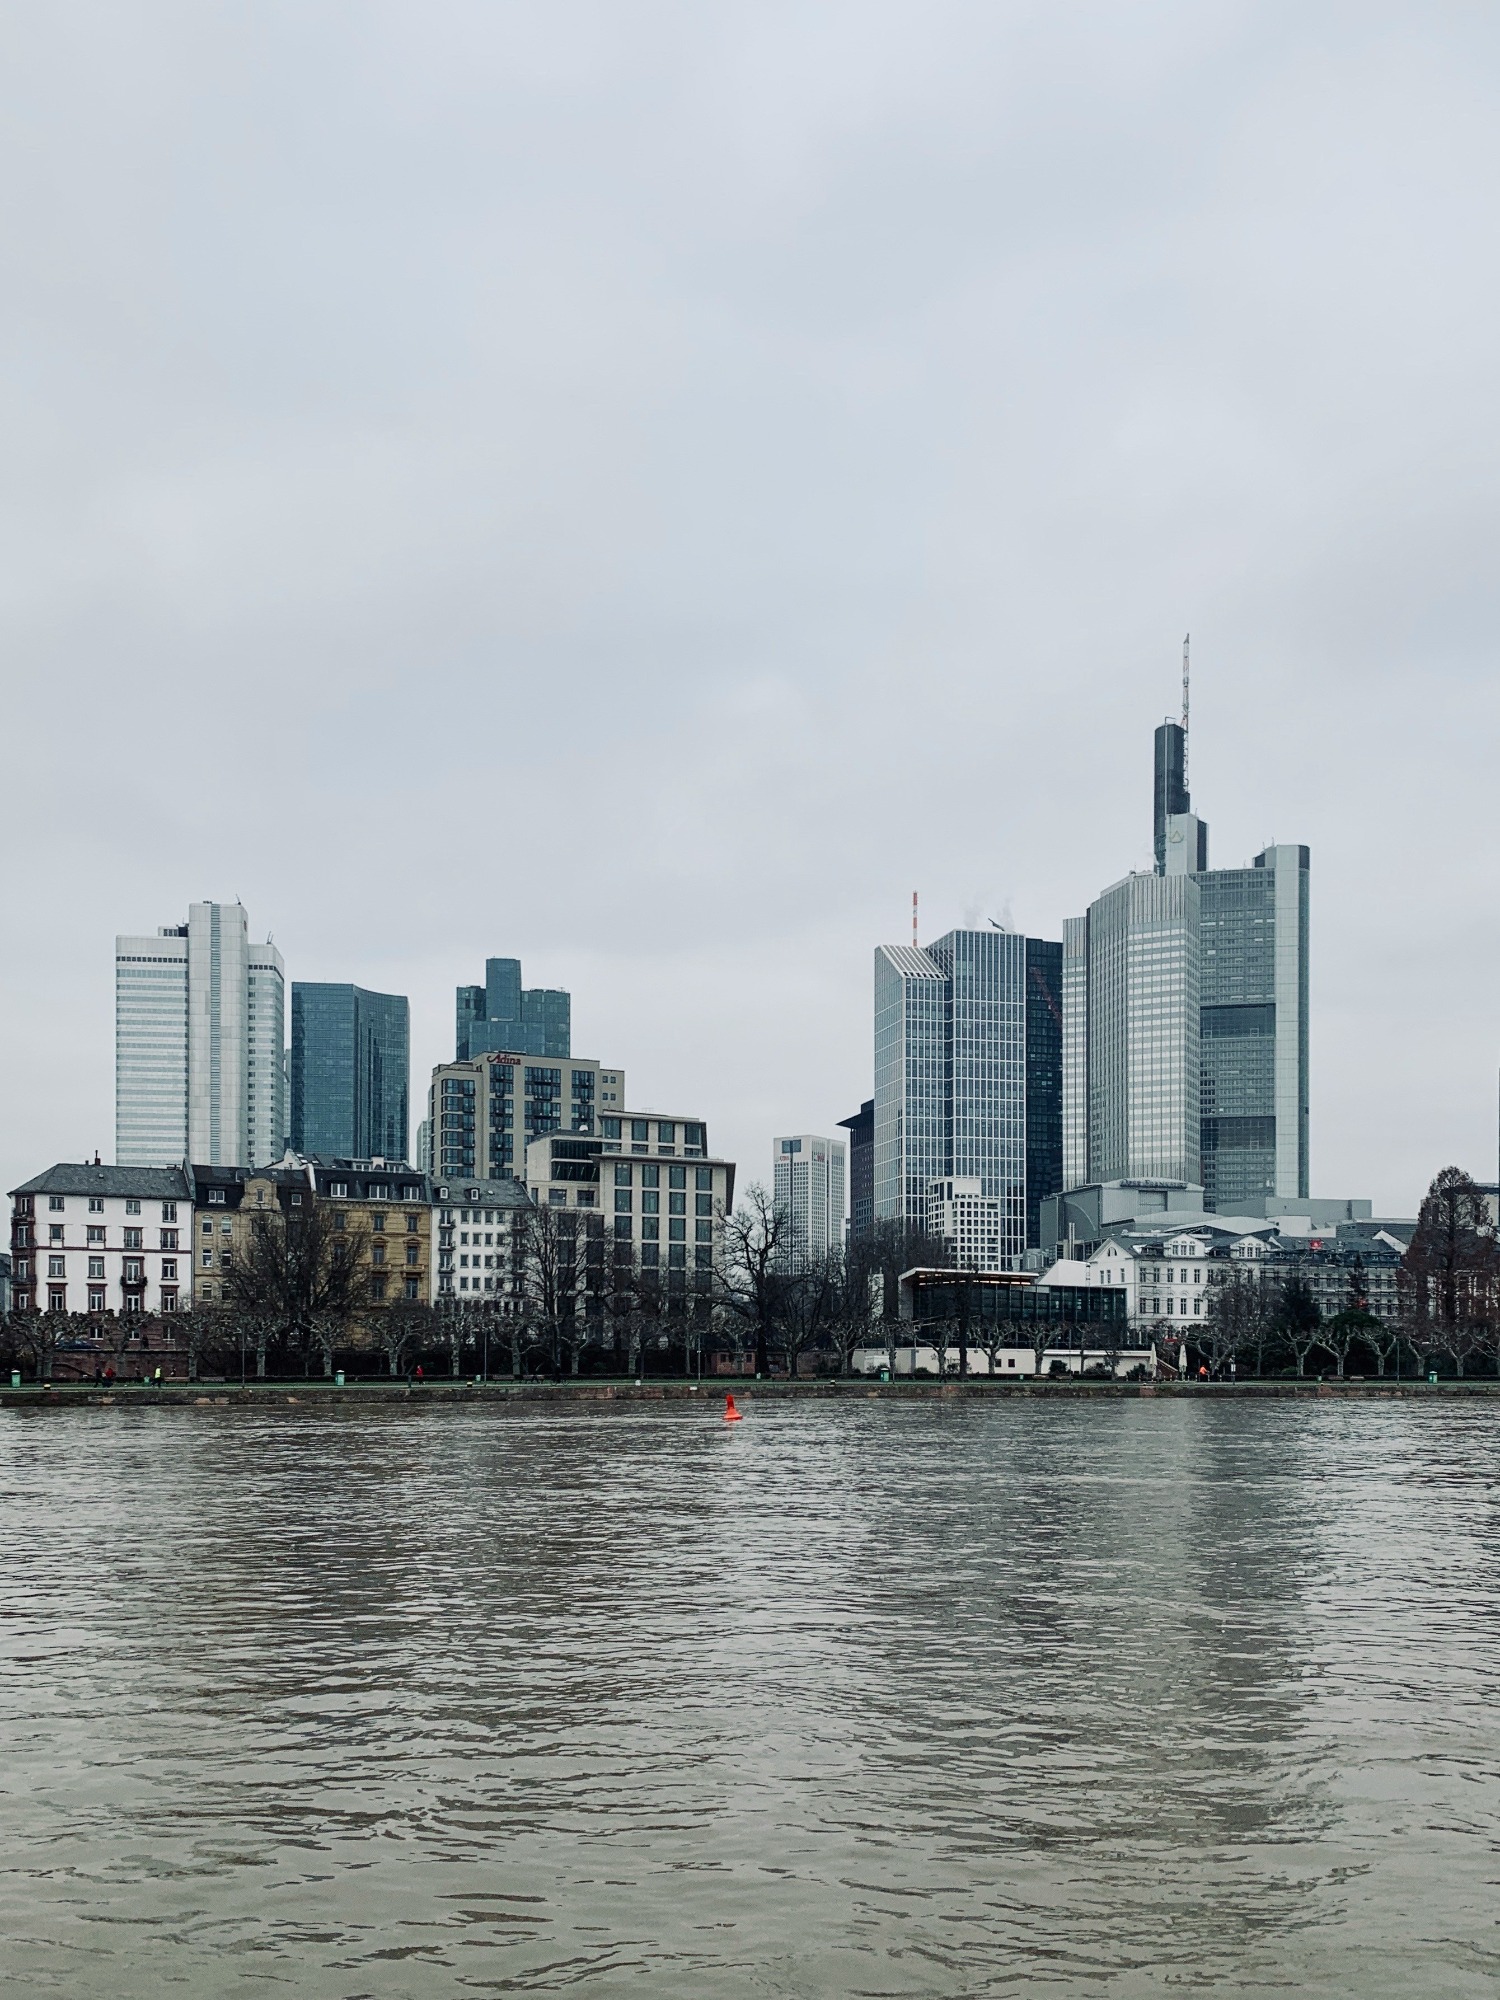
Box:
[873,929,1062,1261]
[456,957,571,1060]
[1064,874,1202,1188]
[1199,846,1309,1210]
[291,983,410,1164]
[1063,712,1310,1212]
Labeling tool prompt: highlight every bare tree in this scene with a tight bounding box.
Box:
[715,1183,793,1377]
[13,1309,73,1383]
[223,1205,373,1376]
[1271,1271,1324,1377]
[1207,1271,1270,1377]
[776,1250,843,1378]
[374,1300,434,1377]
[515,1201,601,1378]
[1399,1167,1500,1378]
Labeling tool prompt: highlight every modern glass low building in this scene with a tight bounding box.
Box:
[897,1267,1129,1333]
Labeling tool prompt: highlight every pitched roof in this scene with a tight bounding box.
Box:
[9,1162,194,1200]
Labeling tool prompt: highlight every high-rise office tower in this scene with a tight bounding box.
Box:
[456,957,571,1061]
[1063,874,1202,1188]
[838,1099,874,1240]
[1064,695,1310,1211]
[772,1135,847,1264]
[116,902,285,1168]
[873,929,1062,1263]
[1198,845,1309,1210]
[290,984,410,1163]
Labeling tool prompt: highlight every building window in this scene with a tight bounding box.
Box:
[162,1202,177,1222]
[405,1213,420,1233]
[124,1260,143,1284]
[694,1246,712,1270]
[668,1166,686,1191]
[695,1193,713,1217]
[614,1163,632,1187]
[125,1199,141,1216]
[48,1256,66,1278]
[49,1287,66,1310]
[615,1191,632,1213]
[88,1287,107,1313]
[669,1218,685,1241]
[160,1230,178,1250]
[548,1189,567,1206]
[668,1192,686,1215]
[405,1276,420,1300]
[371,1275,387,1301]
[631,1120,650,1144]
[371,1213,386,1232]
[123,1229,142,1250]
[330,1182,348,1198]
[696,1221,713,1243]
[668,1245,686,1269]
[88,1196,104,1214]
[642,1218,659,1241]
[209,1189,225,1206]
[88,1256,105,1280]
[640,1243,659,1267]
[659,1123,676,1144]
[161,1290,178,1313]
[49,1225,63,1243]
[406,1243,419,1265]
[87,1226,105,1246]
[48,1196,64,1212]
[199,1284,215,1301]
[696,1169,712,1192]
[371,1243,386,1265]
[162,1260,178,1281]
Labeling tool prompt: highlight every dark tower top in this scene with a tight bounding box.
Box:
[1153,720,1189,874]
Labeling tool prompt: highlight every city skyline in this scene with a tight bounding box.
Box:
[5,9,1500,1216]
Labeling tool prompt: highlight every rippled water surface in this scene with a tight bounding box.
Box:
[3,1397,1499,1997]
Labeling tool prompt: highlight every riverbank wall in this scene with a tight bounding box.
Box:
[3,1376,1499,1410]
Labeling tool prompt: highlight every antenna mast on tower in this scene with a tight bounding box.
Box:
[1181,633,1190,788]
[912,891,919,948]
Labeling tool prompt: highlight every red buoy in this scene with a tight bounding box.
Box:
[724,1394,743,1422]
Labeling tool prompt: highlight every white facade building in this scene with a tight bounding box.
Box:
[116,902,286,1168]
[8,1164,195,1317]
[926,1175,1006,1271]
[773,1134,846,1263]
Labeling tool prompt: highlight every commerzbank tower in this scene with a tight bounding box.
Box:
[1061,654,1310,1216]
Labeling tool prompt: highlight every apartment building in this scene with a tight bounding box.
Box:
[9,1163,194,1316]
[427,1053,626,1180]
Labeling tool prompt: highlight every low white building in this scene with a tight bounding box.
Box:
[8,1163,195,1317]
[851,1344,1150,1378]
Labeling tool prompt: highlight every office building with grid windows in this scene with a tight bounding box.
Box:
[526,1114,733,1297]
[873,930,1063,1266]
[115,902,285,1169]
[773,1134,846,1264]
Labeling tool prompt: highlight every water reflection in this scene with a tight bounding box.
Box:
[0,1399,1497,1996]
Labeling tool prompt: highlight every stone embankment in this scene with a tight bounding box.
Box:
[2,1377,1498,1410]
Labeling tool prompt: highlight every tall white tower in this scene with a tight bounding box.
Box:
[772,1134,847,1265]
[116,902,285,1168]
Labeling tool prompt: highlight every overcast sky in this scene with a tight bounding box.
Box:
[3,2,1497,1217]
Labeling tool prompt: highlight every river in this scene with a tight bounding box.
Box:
[1,1397,1497,1996]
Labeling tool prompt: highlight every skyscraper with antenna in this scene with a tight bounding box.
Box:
[1064,639,1310,1214]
